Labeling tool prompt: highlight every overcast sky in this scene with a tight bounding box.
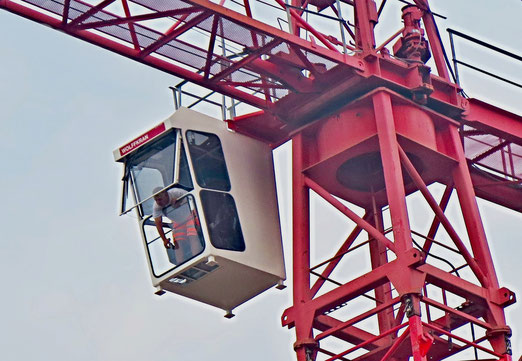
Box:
[0,0,521,360]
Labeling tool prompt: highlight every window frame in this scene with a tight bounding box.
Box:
[120,129,193,217]
[142,194,205,278]
[185,130,232,192]
[199,189,245,252]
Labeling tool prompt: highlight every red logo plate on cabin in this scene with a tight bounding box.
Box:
[119,123,166,157]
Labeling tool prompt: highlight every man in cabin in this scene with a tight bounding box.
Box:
[152,187,201,263]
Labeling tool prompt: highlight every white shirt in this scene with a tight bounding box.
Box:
[152,188,188,219]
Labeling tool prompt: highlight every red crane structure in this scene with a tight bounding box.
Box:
[2,0,520,360]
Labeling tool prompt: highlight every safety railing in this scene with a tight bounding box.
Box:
[448,28,522,89]
[170,75,266,121]
[448,29,522,187]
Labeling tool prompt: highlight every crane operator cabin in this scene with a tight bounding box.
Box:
[114,107,286,317]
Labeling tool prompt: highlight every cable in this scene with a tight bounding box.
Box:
[411,238,461,277]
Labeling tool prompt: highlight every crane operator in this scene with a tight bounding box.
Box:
[152,187,201,263]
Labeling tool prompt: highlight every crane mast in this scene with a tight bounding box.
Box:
[1,0,520,360]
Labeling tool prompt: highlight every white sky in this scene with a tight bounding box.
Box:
[0,0,521,360]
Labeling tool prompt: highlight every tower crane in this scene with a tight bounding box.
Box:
[1,0,521,360]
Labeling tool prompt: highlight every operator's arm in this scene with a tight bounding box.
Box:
[154,217,173,248]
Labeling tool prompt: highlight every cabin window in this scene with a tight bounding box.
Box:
[124,130,193,215]
[142,195,205,277]
[200,190,245,251]
[186,131,231,191]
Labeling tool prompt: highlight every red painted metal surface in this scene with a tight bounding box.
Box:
[2,0,519,360]
[281,85,516,361]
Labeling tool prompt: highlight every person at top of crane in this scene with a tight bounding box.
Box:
[152,186,202,264]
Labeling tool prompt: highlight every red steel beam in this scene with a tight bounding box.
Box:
[185,0,349,64]
[447,126,501,291]
[120,0,140,50]
[324,323,408,361]
[66,0,116,27]
[305,177,396,253]
[314,297,401,341]
[310,220,365,298]
[0,0,273,108]
[74,7,199,30]
[211,39,282,82]
[353,0,377,53]
[373,91,412,254]
[413,0,451,81]
[471,140,511,163]
[313,315,388,350]
[62,0,70,26]
[469,167,522,213]
[379,326,410,361]
[421,184,453,256]
[423,322,504,358]
[203,15,220,80]
[420,263,513,307]
[465,98,522,146]
[368,195,394,335]
[291,133,315,361]
[397,144,489,287]
[283,249,422,326]
[139,11,212,58]
[409,315,428,361]
[273,0,339,52]
[421,296,491,330]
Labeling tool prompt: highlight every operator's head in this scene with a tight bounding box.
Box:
[153,187,170,208]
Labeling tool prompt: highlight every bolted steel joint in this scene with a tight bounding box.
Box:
[402,294,421,318]
[505,333,512,356]
[486,326,512,355]
[294,338,319,361]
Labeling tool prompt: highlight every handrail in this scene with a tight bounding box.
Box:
[448,29,522,62]
[447,28,522,89]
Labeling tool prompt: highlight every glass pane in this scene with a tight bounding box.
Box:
[132,167,164,215]
[145,195,205,277]
[125,130,193,215]
[143,222,176,276]
[186,131,231,191]
[200,190,245,251]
